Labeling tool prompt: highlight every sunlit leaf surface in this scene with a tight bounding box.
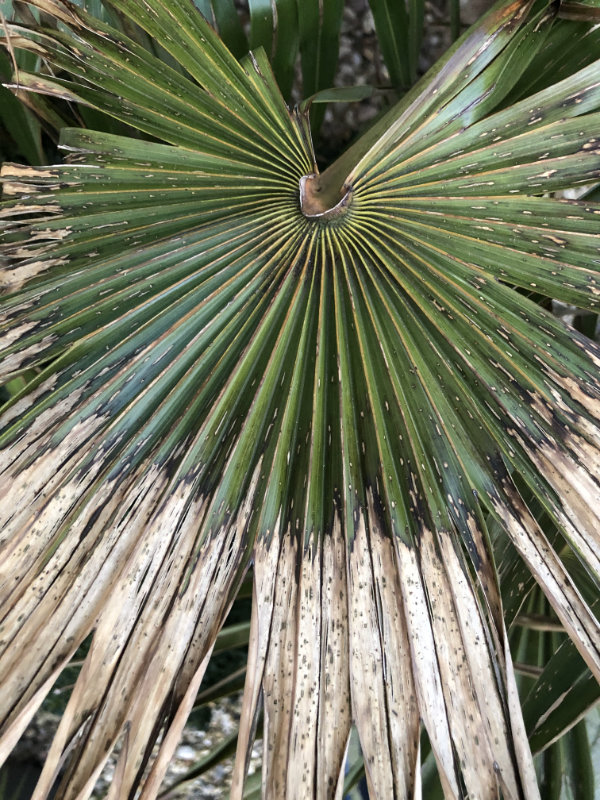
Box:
[0,1,599,797]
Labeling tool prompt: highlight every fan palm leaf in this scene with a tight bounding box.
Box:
[0,0,599,797]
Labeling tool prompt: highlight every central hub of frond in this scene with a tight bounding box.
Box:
[299,174,352,220]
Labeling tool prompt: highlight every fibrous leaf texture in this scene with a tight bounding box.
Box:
[0,1,599,798]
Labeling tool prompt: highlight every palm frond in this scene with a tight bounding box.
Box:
[1,1,599,798]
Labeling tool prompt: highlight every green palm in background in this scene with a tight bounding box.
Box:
[1,0,600,797]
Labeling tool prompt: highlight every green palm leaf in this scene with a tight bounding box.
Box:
[1,0,599,797]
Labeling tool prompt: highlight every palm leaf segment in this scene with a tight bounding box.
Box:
[1,1,599,797]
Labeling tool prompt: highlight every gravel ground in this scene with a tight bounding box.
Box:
[92,696,262,799]
[318,0,497,156]
[319,0,448,158]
